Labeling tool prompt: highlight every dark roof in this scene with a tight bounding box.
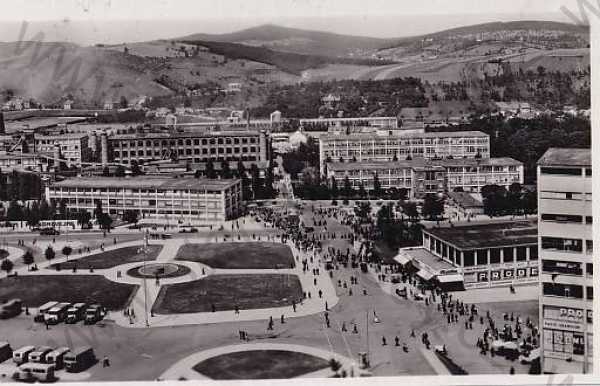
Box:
[51,177,239,191]
[538,148,591,167]
[111,130,262,140]
[328,157,521,172]
[447,192,483,208]
[424,221,537,250]
[401,247,455,271]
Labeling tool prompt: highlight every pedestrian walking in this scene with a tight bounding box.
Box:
[235,305,239,314]
[318,290,323,298]
[342,322,347,332]
[382,336,387,346]
[395,336,400,346]
[281,314,285,324]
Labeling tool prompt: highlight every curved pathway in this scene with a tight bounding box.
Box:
[159,342,366,380]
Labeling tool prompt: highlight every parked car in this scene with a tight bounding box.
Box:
[46,347,70,370]
[63,347,95,372]
[0,299,22,319]
[65,303,87,324]
[13,346,36,365]
[0,341,13,363]
[29,347,53,363]
[34,301,58,323]
[13,363,56,382]
[39,228,60,236]
[83,304,103,325]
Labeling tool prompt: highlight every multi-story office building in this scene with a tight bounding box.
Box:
[396,221,539,290]
[319,130,490,174]
[326,157,523,198]
[108,129,271,166]
[34,133,91,165]
[537,148,593,374]
[46,177,242,222]
[0,153,48,172]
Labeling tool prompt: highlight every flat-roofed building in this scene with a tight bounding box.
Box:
[34,133,91,165]
[319,130,490,174]
[326,157,523,198]
[46,177,242,222]
[396,220,538,290]
[0,153,48,172]
[108,129,271,166]
[537,148,592,374]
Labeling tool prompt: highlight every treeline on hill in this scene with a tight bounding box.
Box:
[428,115,590,183]
[181,40,394,75]
[252,77,428,118]
[476,64,590,108]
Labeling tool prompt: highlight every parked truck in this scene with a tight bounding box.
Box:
[63,347,95,372]
[65,303,87,324]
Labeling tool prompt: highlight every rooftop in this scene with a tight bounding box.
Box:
[424,220,537,250]
[447,191,483,208]
[328,157,522,172]
[111,129,263,140]
[400,247,455,271]
[320,130,488,141]
[537,147,591,167]
[51,176,240,191]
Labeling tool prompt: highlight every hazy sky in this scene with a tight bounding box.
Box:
[0,0,580,44]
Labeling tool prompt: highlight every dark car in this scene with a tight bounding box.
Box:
[39,228,60,236]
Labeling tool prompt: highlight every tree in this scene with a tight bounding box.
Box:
[342,176,353,198]
[94,200,104,220]
[401,201,419,222]
[98,213,113,231]
[115,165,126,177]
[62,246,73,259]
[130,160,142,176]
[330,177,338,198]
[373,172,382,197]
[0,259,13,274]
[205,160,217,179]
[354,201,371,222]
[329,358,342,377]
[358,183,367,198]
[45,246,56,261]
[220,160,232,179]
[102,166,110,177]
[75,210,91,227]
[6,199,23,221]
[22,251,34,267]
[119,95,128,109]
[422,194,444,221]
[59,199,68,220]
[123,210,139,224]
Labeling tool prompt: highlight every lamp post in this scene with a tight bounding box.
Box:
[137,230,150,327]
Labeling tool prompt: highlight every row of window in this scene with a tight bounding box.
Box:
[542,260,593,277]
[541,213,593,224]
[113,146,258,158]
[542,282,593,300]
[541,237,593,253]
[115,137,258,147]
[540,191,592,201]
[540,167,591,177]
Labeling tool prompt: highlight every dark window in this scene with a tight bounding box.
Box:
[586,168,592,176]
[463,251,474,267]
[586,263,593,276]
[529,246,538,260]
[587,286,593,300]
[542,260,582,276]
[490,248,501,264]
[541,213,583,223]
[516,246,527,261]
[586,216,593,224]
[542,283,583,299]
[541,237,582,252]
[476,250,487,266]
[503,247,514,262]
[540,167,581,176]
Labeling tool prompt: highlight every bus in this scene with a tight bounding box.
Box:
[65,303,87,324]
[84,304,103,325]
[34,301,58,322]
[13,345,35,364]
[0,341,12,363]
[63,346,95,372]
[46,347,70,370]
[45,302,71,324]
[29,346,53,363]
[0,299,22,319]
[14,363,56,382]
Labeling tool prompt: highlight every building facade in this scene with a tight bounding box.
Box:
[108,129,271,166]
[34,133,91,165]
[396,221,539,290]
[326,157,523,198]
[537,148,593,374]
[319,130,490,174]
[46,177,242,222]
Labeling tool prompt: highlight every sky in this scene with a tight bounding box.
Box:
[0,0,581,44]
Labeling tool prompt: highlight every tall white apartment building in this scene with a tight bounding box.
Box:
[537,148,593,374]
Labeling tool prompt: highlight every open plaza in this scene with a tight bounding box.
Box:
[0,201,542,382]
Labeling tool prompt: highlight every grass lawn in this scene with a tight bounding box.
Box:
[0,275,138,310]
[51,245,162,270]
[0,249,8,260]
[153,274,303,314]
[193,350,329,379]
[175,242,294,269]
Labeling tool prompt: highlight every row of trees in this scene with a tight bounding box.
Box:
[481,184,537,217]
[0,169,43,201]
